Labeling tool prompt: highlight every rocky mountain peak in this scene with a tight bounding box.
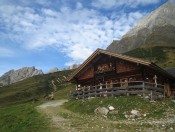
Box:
[0,66,43,86]
[107,2,175,54]
[123,2,175,38]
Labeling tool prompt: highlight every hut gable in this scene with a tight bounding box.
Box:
[68,49,150,82]
[116,60,138,73]
[79,67,94,80]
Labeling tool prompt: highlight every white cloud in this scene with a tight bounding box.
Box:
[0,47,15,57]
[0,2,146,65]
[92,0,161,9]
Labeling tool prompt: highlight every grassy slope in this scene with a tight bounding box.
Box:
[63,96,175,120]
[0,69,75,131]
[54,83,75,100]
[0,102,49,132]
[0,69,74,107]
[124,46,175,68]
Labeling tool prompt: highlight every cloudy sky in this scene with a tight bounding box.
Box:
[0,0,169,75]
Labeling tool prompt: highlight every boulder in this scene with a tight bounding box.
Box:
[124,109,142,119]
[94,107,109,116]
[108,106,115,111]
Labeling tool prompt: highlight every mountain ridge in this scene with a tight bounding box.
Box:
[0,66,43,86]
[107,2,175,54]
[123,2,175,38]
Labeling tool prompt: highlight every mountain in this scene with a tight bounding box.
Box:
[0,66,43,86]
[107,2,175,54]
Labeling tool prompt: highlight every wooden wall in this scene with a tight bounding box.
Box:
[79,67,94,80]
[116,60,138,73]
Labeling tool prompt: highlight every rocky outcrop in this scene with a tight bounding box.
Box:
[67,64,80,70]
[124,2,175,38]
[48,67,59,73]
[0,66,43,86]
[107,2,175,53]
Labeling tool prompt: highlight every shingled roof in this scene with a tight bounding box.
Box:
[68,49,175,81]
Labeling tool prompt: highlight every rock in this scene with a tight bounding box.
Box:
[51,80,57,91]
[150,100,156,103]
[124,110,142,119]
[124,114,128,118]
[131,110,140,116]
[169,127,173,131]
[171,100,175,103]
[44,92,54,100]
[0,66,43,86]
[144,96,150,99]
[143,113,147,117]
[94,107,109,116]
[108,106,115,111]
[48,67,59,73]
[67,64,80,70]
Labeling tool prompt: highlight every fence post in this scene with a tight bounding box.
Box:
[89,86,91,98]
[95,85,97,97]
[164,83,166,98]
[83,87,84,99]
[142,81,145,97]
[150,90,153,100]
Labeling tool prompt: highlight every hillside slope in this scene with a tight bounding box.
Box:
[0,69,75,107]
[124,46,175,68]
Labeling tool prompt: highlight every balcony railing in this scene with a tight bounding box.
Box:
[70,81,165,99]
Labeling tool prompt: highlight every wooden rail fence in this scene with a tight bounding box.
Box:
[70,81,165,99]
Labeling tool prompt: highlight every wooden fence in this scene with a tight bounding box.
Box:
[70,81,165,99]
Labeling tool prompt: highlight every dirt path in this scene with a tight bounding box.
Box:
[38,100,67,109]
[37,100,78,131]
[37,100,175,132]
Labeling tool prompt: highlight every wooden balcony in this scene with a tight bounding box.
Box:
[70,81,165,99]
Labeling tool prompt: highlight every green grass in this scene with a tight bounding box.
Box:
[63,96,175,120]
[124,46,175,68]
[0,102,49,132]
[54,83,75,100]
[0,69,75,131]
[0,69,74,107]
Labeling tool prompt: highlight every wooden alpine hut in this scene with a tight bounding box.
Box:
[68,49,175,99]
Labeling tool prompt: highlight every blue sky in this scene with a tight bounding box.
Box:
[0,0,171,75]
